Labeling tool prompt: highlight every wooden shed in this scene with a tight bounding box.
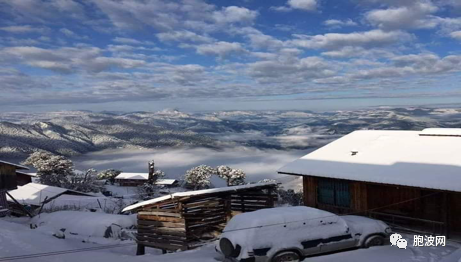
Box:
[278,129,461,238]
[0,160,29,217]
[122,182,278,254]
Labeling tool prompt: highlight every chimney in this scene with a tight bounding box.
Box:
[148,160,155,181]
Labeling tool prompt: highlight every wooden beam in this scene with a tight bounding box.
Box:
[5,191,34,218]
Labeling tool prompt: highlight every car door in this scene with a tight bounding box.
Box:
[319,219,357,253]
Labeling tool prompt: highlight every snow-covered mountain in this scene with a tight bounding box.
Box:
[1,107,460,159]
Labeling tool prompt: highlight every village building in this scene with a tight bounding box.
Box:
[15,171,36,186]
[122,182,278,254]
[278,128,461,238]
[0,160,29,217]
[114,172,179,187]
[7,182,94,215]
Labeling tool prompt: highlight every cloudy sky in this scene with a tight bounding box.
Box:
[1,0,461,112]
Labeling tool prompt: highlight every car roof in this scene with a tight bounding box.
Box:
[224,206,336,232]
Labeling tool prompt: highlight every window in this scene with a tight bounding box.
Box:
[318,179,350,208]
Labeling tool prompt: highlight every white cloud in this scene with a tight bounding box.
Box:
[291,29,413,50]
[365,1,439,30]
[0,25,45,33]
[157,30,213,43]
[324,19,358,28]
[350,53,461,80]
[212,6,258,24]
[112,37,141,45]
[59,28,88,40]
[450,31,461,40]
[1,0,86,22]
[2,46,146,74]
[288,0,317,11]
[196,41,245,57]
[248,56,335,84]
[231,27,285,50]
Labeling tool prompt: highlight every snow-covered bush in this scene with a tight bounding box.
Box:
[257,179,302,206]
[184,165,216,190]
[278,189,304,206]
[148,169,165,183]
[216,165,246,186]
[24,152,102,193]
[97,169,121,184]
[71,168,104,193]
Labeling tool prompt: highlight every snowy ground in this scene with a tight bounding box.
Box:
[1,216,460,262]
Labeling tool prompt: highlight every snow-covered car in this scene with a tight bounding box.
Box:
[216,206,392,262]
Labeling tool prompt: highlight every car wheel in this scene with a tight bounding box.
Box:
[363,235,385,248]
[272,251,301,262]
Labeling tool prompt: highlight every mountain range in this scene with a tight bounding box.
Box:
[1,107,460,159]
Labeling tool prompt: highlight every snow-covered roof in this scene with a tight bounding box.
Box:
[0,160,29,170]
[15,171,37,177]
[114,172,148,180]
[278,129,461,192]
[224,206,335,232]
[419,128,461,136]
[155,179,178,185]
[122,182,278,212]
[7,183,93,206]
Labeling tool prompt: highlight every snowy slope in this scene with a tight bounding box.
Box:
[1,217,460,262]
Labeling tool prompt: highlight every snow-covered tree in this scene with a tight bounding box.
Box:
[71,169,103,193]
[97,169,121,184]
[148,169,165,184]
[184,165,216,190]
[23,152,102,193]
[23,151,74,188]
[216,165,246,186]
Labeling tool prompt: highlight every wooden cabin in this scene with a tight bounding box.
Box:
[0,160,29,216]
[114,172,149,187]
[7,182,94,216]
[115,172,179,188]
[15,171,35,186]
[278,129,461,238]
[122,182,278,254]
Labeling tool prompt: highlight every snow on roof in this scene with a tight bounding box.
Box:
[0,160,29,170]
[224,206,335,232]
[15,171,37,177]
[7,183,93,206]
[419,128,461,136]
[122,182,278,212]
[114,172,148,180]
[155,179,178,185]
[278,129,461,192]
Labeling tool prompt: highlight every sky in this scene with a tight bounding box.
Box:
[1,0,461,112]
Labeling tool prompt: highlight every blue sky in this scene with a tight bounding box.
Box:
[0,0,461,112]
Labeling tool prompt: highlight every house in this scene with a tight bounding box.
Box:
[114,172,179,187]
[122,182,278,254]
[0,160,29,216]
[7,182,94,215]
[15,171,36,186]
[114,172,149,186]
[278,128,461,238]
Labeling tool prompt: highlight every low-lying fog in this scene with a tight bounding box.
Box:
[72,146,309,190]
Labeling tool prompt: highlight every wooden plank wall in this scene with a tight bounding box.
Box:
[449,192,461,234]
[302,176,317,207]
[0,190,9,217]
[350,182,367,213]
[0,164,17,190]
[184,196,228,243]
[136,187,278,252]
[137,200,188,251]
[231,190,277,212]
